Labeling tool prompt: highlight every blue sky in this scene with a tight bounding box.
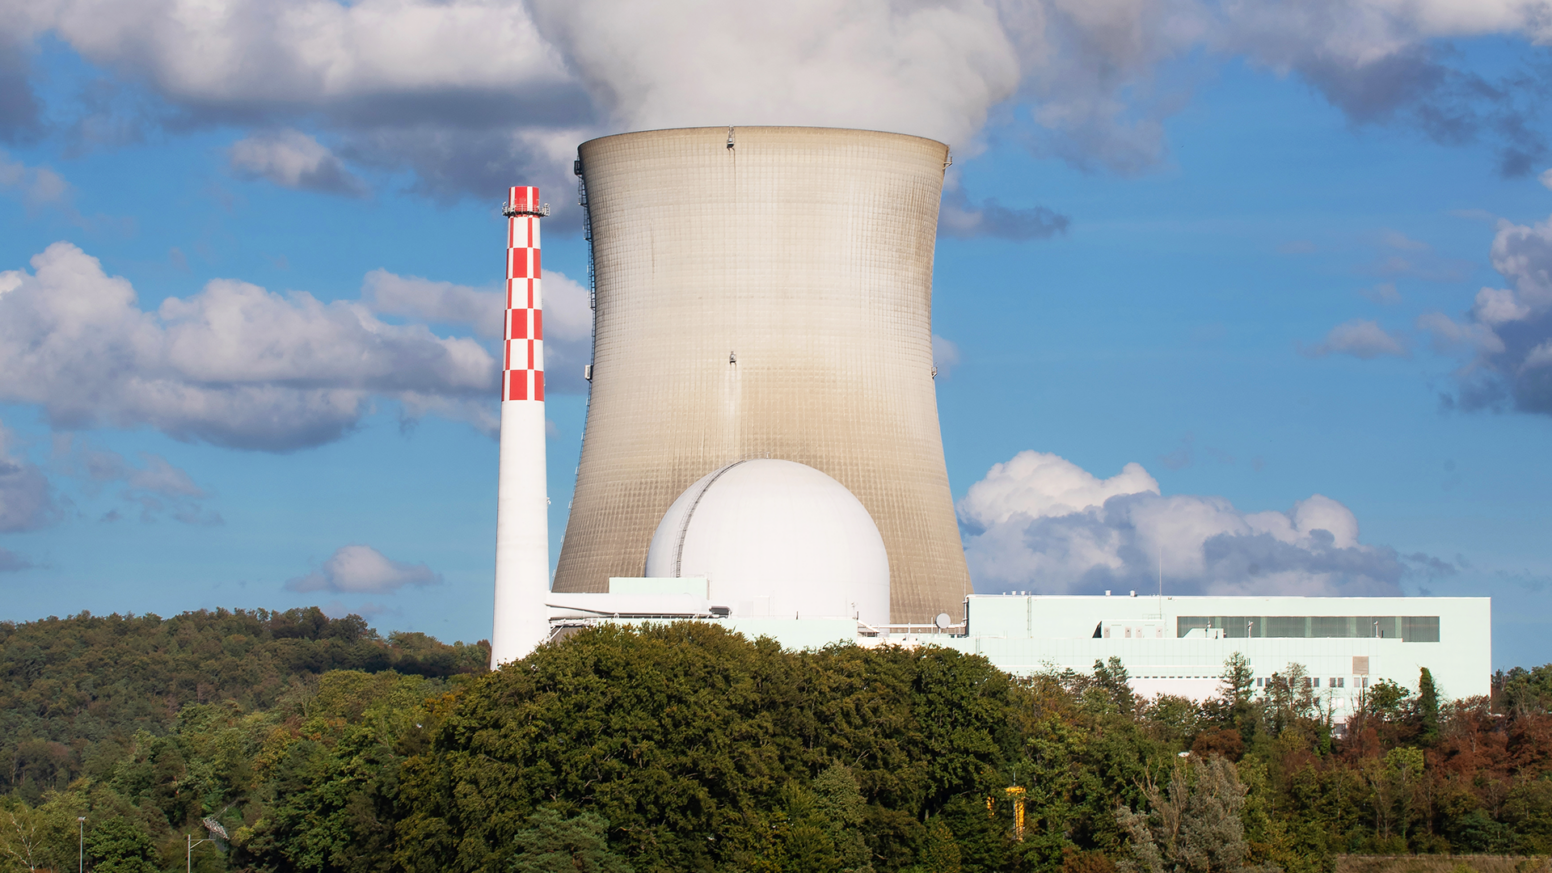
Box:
[1,1,1550,677]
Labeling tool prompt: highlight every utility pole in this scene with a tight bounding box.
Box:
[77,816,85,873]
[187,834,213,873]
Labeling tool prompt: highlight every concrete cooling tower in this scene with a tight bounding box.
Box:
[553,126,971,624]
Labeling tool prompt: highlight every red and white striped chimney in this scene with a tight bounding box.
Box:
[490,185,549,666]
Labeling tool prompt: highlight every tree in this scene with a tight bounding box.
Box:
[1365,680,1411,722]
[1115,757,1273,873]
[1262,666,1316,738]
[1,804,55,873]
[85,817,159,873]
[1416,669,1440,746]
[1092,658,1138,716]
[509,809,631,873]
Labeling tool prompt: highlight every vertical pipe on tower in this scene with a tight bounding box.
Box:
[490,185,549,667]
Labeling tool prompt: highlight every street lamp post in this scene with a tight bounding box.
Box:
[77,817,85,873]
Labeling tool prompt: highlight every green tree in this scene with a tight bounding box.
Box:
[1416,669,1439,746]
[509,809,631,873]
[1091,658,1138,717]
[0,802,67,873]
[85,817,159,873]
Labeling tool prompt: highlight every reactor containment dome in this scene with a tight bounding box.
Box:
[644,459,890,628]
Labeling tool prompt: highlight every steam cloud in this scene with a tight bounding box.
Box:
[1,0,1545,207]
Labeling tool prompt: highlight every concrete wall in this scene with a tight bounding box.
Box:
[554,126,972,624]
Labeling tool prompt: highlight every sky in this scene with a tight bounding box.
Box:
[1,0,1550,677]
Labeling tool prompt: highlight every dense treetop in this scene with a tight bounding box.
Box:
[2,610,1550,873]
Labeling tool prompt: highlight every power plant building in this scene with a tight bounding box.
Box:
[552,127,971,626]
[544,589,1493,716]
[487,127,1495,704]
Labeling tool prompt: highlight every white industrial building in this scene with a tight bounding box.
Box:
[546,585,1492,715]
[937,593,1491,713]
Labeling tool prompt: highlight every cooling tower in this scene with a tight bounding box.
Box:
[554,126,971,624]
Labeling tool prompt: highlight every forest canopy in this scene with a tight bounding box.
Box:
[2,610,1550,873]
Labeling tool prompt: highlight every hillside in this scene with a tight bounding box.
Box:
[1,613,1550,873]
[0,607,488,800]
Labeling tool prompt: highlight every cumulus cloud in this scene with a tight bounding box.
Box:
[1360,282,1403,304]
[229,130,368,197]
[55,438,220,524]
[1,0,1544,206]
[1218,3,1552,177]
[0,547,32,572]
[0,420,57,532]
[0,148,76,220]
[0,242,497,451]
[0,37,41,141]
[1422,211,1552,415]
[362,266,594,394]
[285,544,441,593]
[1302,318,1409,359]
[960,451,1406,597]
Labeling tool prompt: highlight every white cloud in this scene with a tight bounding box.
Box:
[959,451,1158,527]
[1360,282,1402,304]
[229,130,367,197]
[4,0,1546,202]
[1541,168,1552,191]
[0,242,497,451]
[0,150,70,209]
[1490,214,1552,308]
[958,451,1405,596]
[55,438,220,524]
[1381,230,1430,251]
[362,266,594,393]
[363,269,503,338]
[286,544,441,593]
[1303,318,1408,359]
[1471,286,1531,325]
[0,420,57,532]
[0,547,31,572]
[529,0,1020,149]
[1422,211,1552,415]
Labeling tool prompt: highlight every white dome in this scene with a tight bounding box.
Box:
[645,459,890,627]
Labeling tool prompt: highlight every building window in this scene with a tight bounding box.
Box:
[1177,616,1439,642]
[1313,677,1320,688]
